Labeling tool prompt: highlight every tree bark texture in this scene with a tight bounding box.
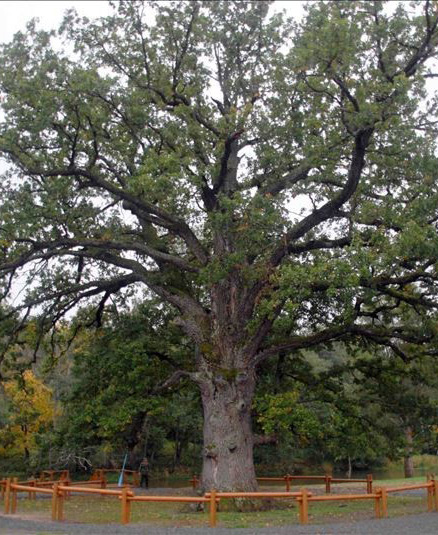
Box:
[200,370,258,491]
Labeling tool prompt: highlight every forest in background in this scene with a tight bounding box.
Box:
[1,298,437,480]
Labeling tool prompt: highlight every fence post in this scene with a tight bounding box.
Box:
[101,474,107,490]
[426,475,433,512]
[433,479,438,511]
[285,474,291,492]
[298,488,309,524]
[4,478,11,514]
[121,486,131,524]
[209,489,217,527]
[64,478,71,500]
[51,483,58,521]
[374,488,382,519]
[380,487,388,517]
[58,484,65,522]
[325,475,332,494]
[11,477,18,514]
[367,474,373,494]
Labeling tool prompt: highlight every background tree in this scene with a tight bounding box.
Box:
[254,347,396,476]
[50,302,202,472]
[0,370,55,463]
[351,348,438,477]
[2,1,438,490]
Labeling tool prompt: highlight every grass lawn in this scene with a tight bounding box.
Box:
[9,478,434,528]
[373,476,433,486]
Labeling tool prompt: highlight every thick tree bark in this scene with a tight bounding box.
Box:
[200,369,258,491]
[403,426,415,478]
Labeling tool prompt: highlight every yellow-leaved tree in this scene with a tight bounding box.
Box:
[0,370,55,460]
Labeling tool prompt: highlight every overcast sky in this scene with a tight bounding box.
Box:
[1,1,307,44]
[2,1,112,42]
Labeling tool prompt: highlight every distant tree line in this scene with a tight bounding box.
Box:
[1,301,437,478]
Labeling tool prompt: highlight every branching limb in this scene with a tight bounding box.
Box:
[158,369,204,390]
[270,127,373,268]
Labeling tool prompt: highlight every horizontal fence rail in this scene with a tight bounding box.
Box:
[204,490,307,526]
[1,473,437,527]
[382,477,438,516]
[298,489,381,524]
[93,468,140,487]
[191,473,373,493]
[123,494,216,525]
[39,470,69,481]
[258,474,374,494]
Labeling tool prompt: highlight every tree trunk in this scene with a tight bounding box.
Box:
[346,456,352,479]
[173,430,184,470]
[403,426,415,478]
[200,369,258,491]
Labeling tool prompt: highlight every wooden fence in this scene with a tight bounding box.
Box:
[191,473,373,493]
[1,474,437,527]
[380,476,438,518]
[39,470,69,481]
[204,490,311,526]
[0,473,108,499]
[92,468,140,487]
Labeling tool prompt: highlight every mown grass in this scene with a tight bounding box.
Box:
[374,475,430,486]
[11,479,433,528]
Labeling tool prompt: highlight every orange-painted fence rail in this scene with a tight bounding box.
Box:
[92,468,139,487]
[382,476,438,517]
[39,470,69,481]
[204,491,309,526]
[205,478,438,526]
[2,475,437,527]
[191,473,373,493]
[121,492,216,525]
[2,478,134,522]
[0,475,109,502]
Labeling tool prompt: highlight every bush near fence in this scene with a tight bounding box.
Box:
[1,472,437,527]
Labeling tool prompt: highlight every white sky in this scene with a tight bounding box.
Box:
[1,1,112,41]
[0,1,307,44]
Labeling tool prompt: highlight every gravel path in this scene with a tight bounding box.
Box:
[1,513,438,535]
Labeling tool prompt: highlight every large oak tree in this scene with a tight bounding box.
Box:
[2,0,438,490]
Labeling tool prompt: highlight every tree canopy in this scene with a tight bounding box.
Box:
[1,0,438,490]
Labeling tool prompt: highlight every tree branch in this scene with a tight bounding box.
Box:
[270,128,373,267]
